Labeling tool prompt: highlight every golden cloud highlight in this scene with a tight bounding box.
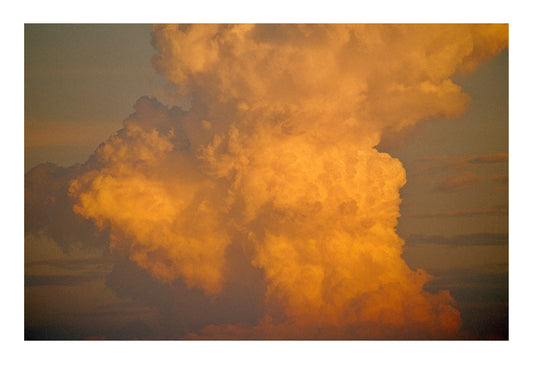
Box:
[69,24,508,339]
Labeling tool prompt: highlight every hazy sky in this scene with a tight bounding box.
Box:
[25,24,157,171]
[25,24,508,341]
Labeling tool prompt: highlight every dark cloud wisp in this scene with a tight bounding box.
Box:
[407,233,508,247]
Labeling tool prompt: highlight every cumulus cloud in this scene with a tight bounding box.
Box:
[26,24,508,339]
[69,97,231,295]
[25,162,109,254]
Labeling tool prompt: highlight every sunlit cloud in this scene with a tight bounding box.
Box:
[60,24,507,339]
[25,24,508,339]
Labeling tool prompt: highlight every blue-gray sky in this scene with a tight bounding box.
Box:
[25,24,157,171]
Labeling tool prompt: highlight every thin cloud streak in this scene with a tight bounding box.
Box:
[407,232,508,247]
[436,171,483,191]
[25,257,112,271]
[411,153,509,178]
[408,207,508,218]
[421,153,508,167]
[25,272,108,287]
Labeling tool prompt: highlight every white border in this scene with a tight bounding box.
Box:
[7,1,532,376]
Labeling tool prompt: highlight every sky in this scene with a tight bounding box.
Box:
[25,24,157,171]
[24,24,509,342]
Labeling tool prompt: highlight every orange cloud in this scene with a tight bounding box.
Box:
[69,98,231,295]
[69,24,508,339]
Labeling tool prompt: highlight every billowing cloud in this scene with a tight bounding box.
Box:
[56,24,509,339]
[68,97,231,295]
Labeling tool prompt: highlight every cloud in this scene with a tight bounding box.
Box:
[426,153,508,192]
[69,96,231,295]
[25,257,114,288]
[436,171,484,191]
[424,265,508,302]
[421,153,508,168]
[423,264,508,339]
[407,233,508,247]
[492,173,508,184]
[68,94,462,339]
[25,257,112,271]
[468,153,508,164]
[104,257,265,338]
[25,272,108,287]
[26,321,154,340]
[435,169,508,192]
[26,24,508,339]
[408,206,508,218]
[25,162,109,254]
[407,153,508,190]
